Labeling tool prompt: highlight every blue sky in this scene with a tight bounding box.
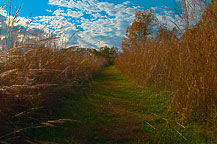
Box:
[0,0,181,48]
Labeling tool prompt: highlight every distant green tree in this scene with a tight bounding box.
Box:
[72,46,118,64]
[94,46,118,64]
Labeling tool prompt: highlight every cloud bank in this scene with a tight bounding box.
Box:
[46,0,141,48]
[1,0,182,49]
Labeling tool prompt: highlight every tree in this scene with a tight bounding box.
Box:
[90,46,118,64]
[122,10,156,51]
[98,46,118,64]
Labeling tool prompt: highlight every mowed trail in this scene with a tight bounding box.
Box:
[32,66,206,144]
[33,66,160,143]
[81,66,153,143]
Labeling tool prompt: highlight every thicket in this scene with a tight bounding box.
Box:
[115,0,216,140]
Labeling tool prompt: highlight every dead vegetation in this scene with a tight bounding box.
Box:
[115,0,217,140]
[0,3,107,142]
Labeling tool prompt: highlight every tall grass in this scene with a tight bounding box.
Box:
[0,3,107,142]
[115,0,216,138]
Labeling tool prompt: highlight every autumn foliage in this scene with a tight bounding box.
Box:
[122,10,155,51]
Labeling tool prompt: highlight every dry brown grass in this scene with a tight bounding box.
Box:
[0,46,106,103]
[0,4,107,141]
[115,0,217,136]
[0,43,107,139]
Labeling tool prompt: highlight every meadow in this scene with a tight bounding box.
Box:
[0,0,216,143]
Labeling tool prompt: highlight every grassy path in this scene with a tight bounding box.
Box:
[81,66,154,143]
[30,66,180,144]
[27,66,215,144]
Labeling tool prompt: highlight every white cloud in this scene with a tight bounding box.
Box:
[174,0,208,28]
[98,2,116,16]
[48,0,100,13]
[46,9,52,13]
[0,8,7,17]
[15,17,32,27]
[151,6,183,30]
[46,0,141,48]
[3,0,185,49]
[67,9,84,17]
[52,8,84,18]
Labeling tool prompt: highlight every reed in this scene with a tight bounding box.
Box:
[115,0,216,138]
[0,3,107,142]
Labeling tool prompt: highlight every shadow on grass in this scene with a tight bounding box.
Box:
[25,66,209,144]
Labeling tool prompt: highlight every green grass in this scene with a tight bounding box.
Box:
[26,66,213,144]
